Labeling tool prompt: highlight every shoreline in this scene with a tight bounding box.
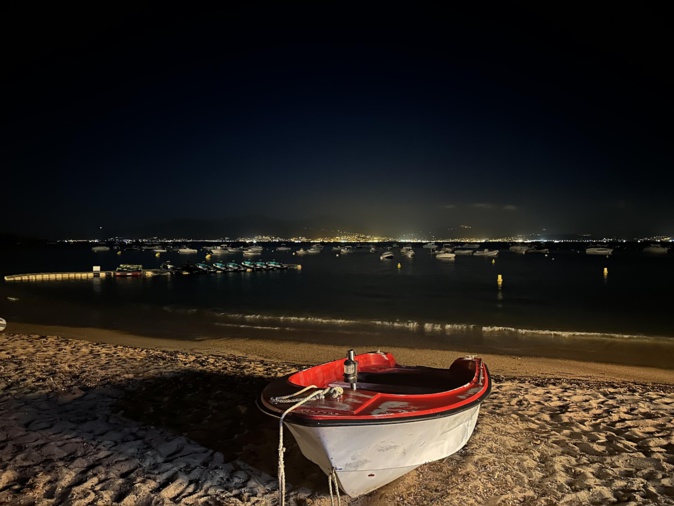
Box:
[1,327,674,505]
[7,321,674,384]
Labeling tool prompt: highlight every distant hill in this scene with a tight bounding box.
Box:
[118,215,354,239]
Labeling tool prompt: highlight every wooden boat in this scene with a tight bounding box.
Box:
[258,350,491,498]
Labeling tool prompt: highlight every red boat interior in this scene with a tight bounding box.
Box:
[289,352,478,395]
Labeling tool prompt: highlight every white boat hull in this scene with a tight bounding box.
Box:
[586,248,613,255]
[285,404,481,497]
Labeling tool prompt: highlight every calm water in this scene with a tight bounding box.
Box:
[1,243,673,368]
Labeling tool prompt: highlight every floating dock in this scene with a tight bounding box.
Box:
[5,271,116,281]
[4,265,301,282]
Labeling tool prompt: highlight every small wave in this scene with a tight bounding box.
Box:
[165,309,672,342]
[480,326,663,341]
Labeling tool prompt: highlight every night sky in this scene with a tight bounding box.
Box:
[3,4,671,239]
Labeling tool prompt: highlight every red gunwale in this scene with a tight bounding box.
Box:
[259,352,491,425]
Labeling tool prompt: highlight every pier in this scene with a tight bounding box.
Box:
[4,265,301,282]
[5,271,116,281]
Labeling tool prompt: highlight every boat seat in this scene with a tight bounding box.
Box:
[330,368,464,394]
[329,380,443,395]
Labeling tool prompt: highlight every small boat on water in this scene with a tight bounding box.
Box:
[159,261,181,273]
[509,244,529,254]
[436,251,456,261]
[114,264,143,277]
[295,248,308,255]
[91,245,110,252]
[643,243,669,254]
[178,246,198,254]
[380,251,394,260]
[473,249,499,257]
[586,246,613,256]
[400,246,415,258]
[194,262,217,273]
[258,350,491,498]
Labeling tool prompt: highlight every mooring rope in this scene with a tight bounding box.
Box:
[274,385,344,506]
[328,468,342,506]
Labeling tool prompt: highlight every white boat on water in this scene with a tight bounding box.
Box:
[295,248,308,255]
[422,242,438,250]
[380,251,394,260]
[177,247,198,254]
[258,351,491,498]
[526,246,549,254]
[400,246,415,258]
[91,245,110,252]
[473,249,499,257]
[436,252,456,261]
[509,245,529,254]
[276,244,292,251]
[242,247,262,256]
[586,246,613,256]
[454,249,474,256]
[643,243,669,254]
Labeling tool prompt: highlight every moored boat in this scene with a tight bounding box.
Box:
[400,246,415,258]
[643,243,669,254]
[114,264,143,277]
[380,251,394,260]
[509,244,529,254]
[586,246,613,256]
[258,350,491,498]
[436,251,456,261]
[473,248,499,257]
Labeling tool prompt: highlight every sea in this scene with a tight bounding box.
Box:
[1,242,673,369]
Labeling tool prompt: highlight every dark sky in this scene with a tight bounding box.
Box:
[2,3,671,239]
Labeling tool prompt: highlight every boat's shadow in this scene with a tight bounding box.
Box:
[116,370,329,492]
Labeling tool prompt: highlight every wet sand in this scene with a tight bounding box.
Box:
[1,326,673,505]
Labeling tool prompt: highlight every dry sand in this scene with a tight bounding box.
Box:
[1,328,673,505]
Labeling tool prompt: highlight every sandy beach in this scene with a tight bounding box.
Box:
[1,326,673,505]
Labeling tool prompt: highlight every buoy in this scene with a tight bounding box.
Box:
[206,254,211,260]
[117,251,122,255]
[397,262,401,269]
[491,259,495,265]
[297,264,302,270]
[155,252,161,258]
[603,267,608,276]
[497,274,503,288]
